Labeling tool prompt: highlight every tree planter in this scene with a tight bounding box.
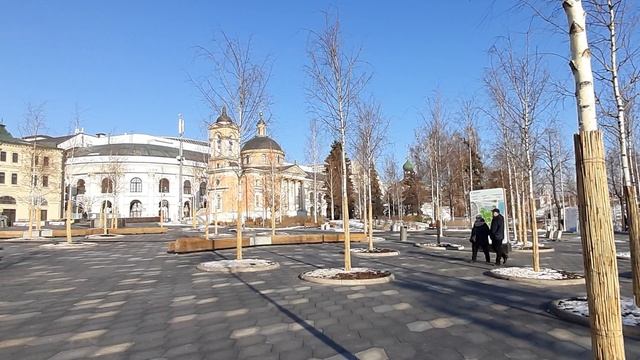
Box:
[486,267,585,285]
[351,248,399,257]
[511,243,555,253]
[40,242,98,249]
[85,234,125,240]
[197,259,279,273]
[299,268,394,285]
[549,297,640,337]
[617,252,631,260]
[415,243,465,251]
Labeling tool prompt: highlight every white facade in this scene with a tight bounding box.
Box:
[61,133,208,222]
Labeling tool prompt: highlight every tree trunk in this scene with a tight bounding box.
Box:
[66,188,72,244]
[313,167,318,224]
[507,159,518,243]
[339,138,352,271]
[368,167,374,251]
[236,177,243,260]
[564,1,625,357]
[28,204,33,239]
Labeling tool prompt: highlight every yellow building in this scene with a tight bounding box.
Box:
[207,108,326,222]
[0,125,63,224]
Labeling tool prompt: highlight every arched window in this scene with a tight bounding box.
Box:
[130,200,142,217]
[216,134,222,153]
[101,178,113,193]
[216,194,222,210]
[130,177,142,193]
[183,180,192,195]
[228,139,233,152]
[215,179,220,186]
[101,200,112,211]
[244,155,250,164]
[76,179,86,195]
[158,200,169,217]
[159,178,169,193]
[0,196,16,204]
[199,182,206,195]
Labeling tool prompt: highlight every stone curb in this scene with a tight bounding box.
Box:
[548,299,640,338]
[196,261,280,273]
[484,270,585,286]
[299,271,395,286]
[351,250,400,258]
[511,248,555,254]
[39,242,98,250]
[85,234,125,240]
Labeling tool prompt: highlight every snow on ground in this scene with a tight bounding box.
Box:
[40,242,97,249]
[511,242,549,249]
[198,259,278,271]
[558,297,640,326]
[492,267,580,280]
[418,242,465,250]
[618,252,631,259]
[302,267,378,278]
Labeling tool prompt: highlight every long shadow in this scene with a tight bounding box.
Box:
[206,248,357,359]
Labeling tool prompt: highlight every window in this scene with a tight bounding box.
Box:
[0,172,4,184]
[262,154,266,163]
[0,196,16,204]
[183,180,192,195]
[0,152,5,162]
[76,179,86,194]
[228,140,233,152]
[11,173,17,185]
[215,179,220,186]
[159,178,169,193]
[244,155,249,164]
[43,157,49,166]
[42,175,48,187]
[216,134,222,153]
[199,182,206,195]
[130,200,142,218]
[12,153,17,163]
[255,194,261,208]
[35,156,39,165]
[130,177,142,193]
[216,194,222,210]
[101,178,113,193]
[32,175,38,187]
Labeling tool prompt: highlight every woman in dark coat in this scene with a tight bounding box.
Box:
[470,215,491,263]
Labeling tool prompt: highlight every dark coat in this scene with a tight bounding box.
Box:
[490,214,505,242]
[470,221,490,246]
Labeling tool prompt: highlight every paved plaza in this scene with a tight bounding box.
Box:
[1,231,640,359]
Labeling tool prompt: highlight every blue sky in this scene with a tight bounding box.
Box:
[0,1,575,164]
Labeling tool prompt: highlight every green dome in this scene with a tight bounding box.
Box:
[403,159,414,172]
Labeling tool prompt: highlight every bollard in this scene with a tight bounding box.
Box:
[400,226,407,241]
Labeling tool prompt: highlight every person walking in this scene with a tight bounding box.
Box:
[470,215,491,263]
[490,208,508,265]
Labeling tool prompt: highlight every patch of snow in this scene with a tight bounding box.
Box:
[303,267,379,278]
[492,267,581,280]
[417,242,465,250]
[558,297,640,326]
[40,242,97,249]
[617,252,631,259]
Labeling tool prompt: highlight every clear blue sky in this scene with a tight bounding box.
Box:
[0,1,574,164]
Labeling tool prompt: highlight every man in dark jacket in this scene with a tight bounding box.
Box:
[490,208,508,265]
[470,215,491,263]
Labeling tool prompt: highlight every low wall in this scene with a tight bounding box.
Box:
[169,232,368,253]
[0,226,167,239]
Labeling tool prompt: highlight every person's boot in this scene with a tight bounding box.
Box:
[503,254,508,265]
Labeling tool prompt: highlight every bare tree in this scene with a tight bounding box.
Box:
[487,35,554,271]
[354,99,389,250]
[305,118,322,224]
[101,156,125,231]
[306,12,369,271]
[539,123,571,230]
[192,32,271,260]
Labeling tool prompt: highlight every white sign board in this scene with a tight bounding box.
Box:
[469,188,509,242]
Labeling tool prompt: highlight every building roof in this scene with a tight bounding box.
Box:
[72,143,209,162]
[241,136,283,152]
[403,159,414,172]
[215,106,233,124]
[0,125,60,148]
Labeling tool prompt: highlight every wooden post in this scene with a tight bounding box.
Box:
[574,132,625,358]
[529,196,540,272]
[625,185,640,305]
[102,207,107,235]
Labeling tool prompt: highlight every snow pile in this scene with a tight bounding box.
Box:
[492,267,582,280]
[417,242,465,250]
[301,267,390,279]
[40,242,97,249]
[197,258,279,272]
[511,241,548,249]
[617,252,631,260]
[557,297,640,326]
[351,248,398,254]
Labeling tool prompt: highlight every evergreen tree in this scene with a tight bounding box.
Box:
[370,166,384,217]
[323,141,356,219]
[401,164,428,215]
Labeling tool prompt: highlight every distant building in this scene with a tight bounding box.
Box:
[53,132,209,222]
[207,108,326,222]
[0,124,64,224]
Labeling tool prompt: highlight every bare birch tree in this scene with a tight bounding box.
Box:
[306,12,369,271]
[354,100,389,250]
[192,32,271,260]
[305,118,322,224]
